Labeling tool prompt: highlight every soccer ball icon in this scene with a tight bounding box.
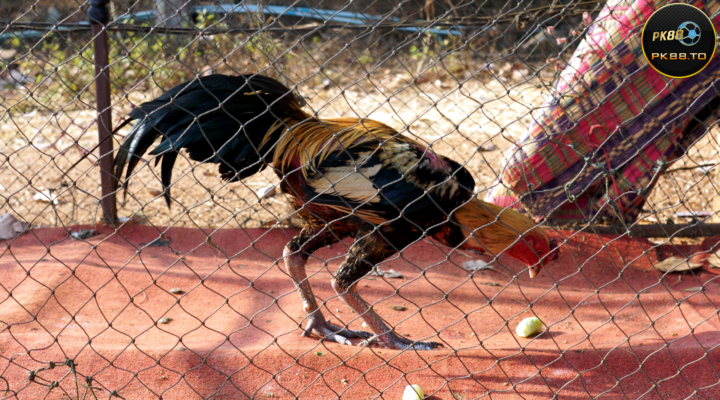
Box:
[678,21,701,46]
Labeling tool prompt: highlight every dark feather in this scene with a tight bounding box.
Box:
[113,74,304,204]
[160,152,178,207]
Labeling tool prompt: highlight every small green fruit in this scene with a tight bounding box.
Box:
[516,317,542,337]
[403,384,424,400]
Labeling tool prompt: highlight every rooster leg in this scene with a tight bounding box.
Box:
[331,227,445,351]
[284,226,373,345]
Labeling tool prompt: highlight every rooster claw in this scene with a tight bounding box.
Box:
[359,335,379,347]
[302,317,372,345]
[361,333,444,350]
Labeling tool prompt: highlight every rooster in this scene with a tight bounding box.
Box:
[113,74,558,350]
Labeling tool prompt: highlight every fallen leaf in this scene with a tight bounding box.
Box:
[0,213,28,239]
[464,259,513,279]
[463,260,490,271]
[169,288,183,294]
[140,237,172,247]
[158,317,172,324]
[118,213,146,225]
[71,229,96,240]
[683,286,703,292]
[370,266,405,279]
[256,184,278,199]
[653,257,702,272]
[33,190,58,204]
[390,305,406,311]
[480,282,501,287]
[478,143,497,152]
[707,254,720,268]
[314,351,325,356]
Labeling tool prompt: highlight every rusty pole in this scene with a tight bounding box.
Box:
[88,0,117,224]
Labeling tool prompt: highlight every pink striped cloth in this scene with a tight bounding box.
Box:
[485,0,720,224]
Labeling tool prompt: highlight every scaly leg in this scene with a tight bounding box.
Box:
[332,226,444,350]
[285,226,372,345]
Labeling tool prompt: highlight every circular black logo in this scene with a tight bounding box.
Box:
[641,3,717,78]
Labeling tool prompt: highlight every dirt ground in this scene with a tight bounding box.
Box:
[2,66,720,400]
[1,76,717,231]
[2,226,720,399]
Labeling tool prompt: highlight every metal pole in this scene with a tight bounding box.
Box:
[89,0,117,224]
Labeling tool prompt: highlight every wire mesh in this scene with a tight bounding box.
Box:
[2,0,720,399]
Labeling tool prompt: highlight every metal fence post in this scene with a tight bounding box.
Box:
[88,0,117,224]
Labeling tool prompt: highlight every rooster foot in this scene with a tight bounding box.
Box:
[302,315,372,345]
[360,332,444,350]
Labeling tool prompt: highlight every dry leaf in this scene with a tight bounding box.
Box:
[71,229,96,240]
[683,286,703,292]
[370,266,405,279]
[256,184,278,199]
[0,213,28,239]
[463,260,490,271]
[390,305,406,311]
[118,213,146,225]
[33,190,58,204]
[707,254,720,268]
[478,143,497,152]
[653,257,702,272]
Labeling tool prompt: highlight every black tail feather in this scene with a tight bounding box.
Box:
[112,74,307,207]
[160,152,178,207]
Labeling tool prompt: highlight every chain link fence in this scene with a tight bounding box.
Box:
[3,0,720,399]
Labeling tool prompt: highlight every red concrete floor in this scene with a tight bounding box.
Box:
[2,225,720,399]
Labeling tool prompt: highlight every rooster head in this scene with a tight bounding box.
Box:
[450,198,560,278]
[507,234,559,278]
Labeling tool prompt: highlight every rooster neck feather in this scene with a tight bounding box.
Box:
[271,117,406,175]
[452,198,546,255]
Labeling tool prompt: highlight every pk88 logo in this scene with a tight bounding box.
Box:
[642,4,716,78]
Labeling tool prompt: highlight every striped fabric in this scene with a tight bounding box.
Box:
[485,0,720,224]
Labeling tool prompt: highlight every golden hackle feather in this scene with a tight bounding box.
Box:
[271,117,409,174]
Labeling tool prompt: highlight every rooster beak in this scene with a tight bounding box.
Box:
[528,265,540,279]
